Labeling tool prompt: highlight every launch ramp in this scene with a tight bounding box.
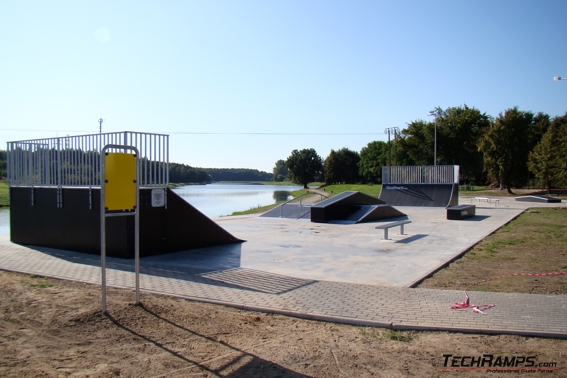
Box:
[379,165,459,208]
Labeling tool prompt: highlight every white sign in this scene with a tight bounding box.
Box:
[151,189,165,207]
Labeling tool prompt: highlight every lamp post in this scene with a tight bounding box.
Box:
[428,112,437,166]
[554,76,566,81]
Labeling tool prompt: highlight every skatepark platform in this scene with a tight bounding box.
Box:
[515,195,562,203]
[2,196,567,339]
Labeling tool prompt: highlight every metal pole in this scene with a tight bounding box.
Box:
[100,149,106,313]
[100,144,140,313]
[135,152,140,305]
[434,122,437,166]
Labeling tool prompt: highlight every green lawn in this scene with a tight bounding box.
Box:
[291,184,382,198]
[0,180,8,207]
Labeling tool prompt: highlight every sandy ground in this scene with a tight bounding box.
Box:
[1,270,566,377]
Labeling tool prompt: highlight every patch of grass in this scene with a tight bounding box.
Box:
[229,203,281,216]
[387,330,414,342]
[419,207,567,295]
[28,276,53,289]
[322,184,382,197]
[30,281,53,289]
[0,180,8,207]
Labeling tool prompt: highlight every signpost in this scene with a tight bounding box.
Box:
[100,145,140,313]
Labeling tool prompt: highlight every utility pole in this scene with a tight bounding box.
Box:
[428,112,438,166]
[99,118,104,134]
[384,127,400,166]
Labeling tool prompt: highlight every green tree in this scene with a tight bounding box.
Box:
[528,113,567,193]
[397,105,491,184]
[324,148,360,184]
[397,120,434,166]
[285,148,323,188]
[272,159,289,182]
[478,107,546,193]
[0,150,6,179]
[358,141,388,184]
[429,105,491,184]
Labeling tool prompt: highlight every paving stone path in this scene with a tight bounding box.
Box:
[1,235,566,339]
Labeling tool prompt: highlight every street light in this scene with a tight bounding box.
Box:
[554,76,567,81]
[428,112,437,166]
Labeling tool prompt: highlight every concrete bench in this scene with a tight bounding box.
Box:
[375,220,411,240]
[470,197,500,206]
[471,197,489,203]
[488,198,500,206]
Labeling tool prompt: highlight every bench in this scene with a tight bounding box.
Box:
[470,197,500,206]
[375,220,411,240]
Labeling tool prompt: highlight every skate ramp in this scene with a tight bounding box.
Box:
[311,191,405,223]
[515,195,561,203]
[379,184,458,207]
[260,203,311,219]
[10,187,242,258]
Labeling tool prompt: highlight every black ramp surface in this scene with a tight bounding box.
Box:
[10,187,242,258]
[311,191,384,223]
[379,184,458,207]
[342,204,406,223]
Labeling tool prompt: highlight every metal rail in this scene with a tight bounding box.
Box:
[7,131,169,188]
[280,191,328,218]
[382,165,459,184]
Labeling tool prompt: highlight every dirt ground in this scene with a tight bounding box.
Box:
[1,270,565,377]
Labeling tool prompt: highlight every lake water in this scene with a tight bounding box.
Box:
[0,183,302,235]
[172,183,301,218]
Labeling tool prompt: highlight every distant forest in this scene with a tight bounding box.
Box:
[0,151,271,183]
[203,168,273,182]
[166,164,274,183]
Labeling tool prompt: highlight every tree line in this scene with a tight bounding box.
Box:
[276,105,567,193]
[0,152,273,184]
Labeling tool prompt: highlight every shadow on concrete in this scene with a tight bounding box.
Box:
[461,215,491,222]
[21,242,316,295]
[395,234,428,244]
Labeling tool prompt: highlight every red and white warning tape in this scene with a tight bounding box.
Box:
[450,271,567,315]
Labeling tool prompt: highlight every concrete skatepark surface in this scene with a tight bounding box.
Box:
[1,195,567,338]
[218,203,521,287]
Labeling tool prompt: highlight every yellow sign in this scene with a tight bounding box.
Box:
[104,153,137,211]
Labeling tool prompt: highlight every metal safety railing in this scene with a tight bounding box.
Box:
[7,131,169,188]
[280,191,328,217]
[382,165,459,185]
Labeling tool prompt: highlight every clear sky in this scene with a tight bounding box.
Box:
[1,1,566,172]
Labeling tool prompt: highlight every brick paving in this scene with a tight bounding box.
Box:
[1,235,566,339]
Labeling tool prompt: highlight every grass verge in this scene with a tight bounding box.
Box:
[229,203,282,216]
[418,207,567,294]
[0,180,8,207]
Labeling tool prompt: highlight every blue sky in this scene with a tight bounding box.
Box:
[1,1,566,172]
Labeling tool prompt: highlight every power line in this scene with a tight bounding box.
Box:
[0,129,384,136]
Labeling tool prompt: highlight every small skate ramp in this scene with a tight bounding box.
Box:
[515,195,561,203]
[379,184,458,207]
[311,191,405,223]
[260,203,311,219]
